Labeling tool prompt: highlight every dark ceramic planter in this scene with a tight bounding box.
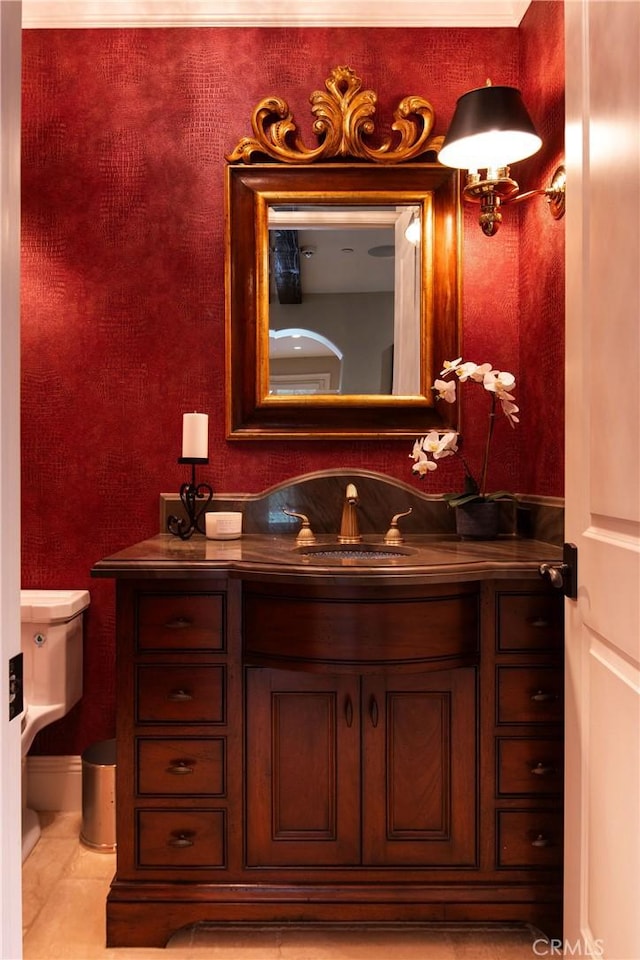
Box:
[455,500,500,540]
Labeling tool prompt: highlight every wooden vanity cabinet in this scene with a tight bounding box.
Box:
[105,572,563,947]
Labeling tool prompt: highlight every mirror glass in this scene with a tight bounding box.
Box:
[268,204,422,397]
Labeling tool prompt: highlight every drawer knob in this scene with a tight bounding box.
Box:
[531,833,551,848]
[169,833,194,848]
[167,760,195,776]
[165,617,192,630]
[531,762,556,777]
[530,689,557,702]
[168,689,193,702]
[527,617,550,629]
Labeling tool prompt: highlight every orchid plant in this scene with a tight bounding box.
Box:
[410,357,519,508]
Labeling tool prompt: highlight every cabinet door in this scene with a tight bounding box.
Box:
[245,667,360,867]
[362,668,477,866]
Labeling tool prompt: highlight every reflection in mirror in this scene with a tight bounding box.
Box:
[269,328,344,395]
[268,205,421,396]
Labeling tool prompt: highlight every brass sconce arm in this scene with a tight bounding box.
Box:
[508,164,566,219]
[463,164,566,237]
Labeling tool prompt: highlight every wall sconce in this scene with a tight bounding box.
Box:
[439,81,566,237]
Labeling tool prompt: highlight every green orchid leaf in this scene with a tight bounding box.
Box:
[442,489,515,508]
[444,492,485,508]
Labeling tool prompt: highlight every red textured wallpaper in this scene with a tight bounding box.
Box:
[21,11,564,755]
[518,0,566,495]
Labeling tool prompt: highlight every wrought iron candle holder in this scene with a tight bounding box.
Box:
[167,458,213,540]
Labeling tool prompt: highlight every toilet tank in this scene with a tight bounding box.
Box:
[20,590,90,709]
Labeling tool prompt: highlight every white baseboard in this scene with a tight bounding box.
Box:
[26,755,82,812]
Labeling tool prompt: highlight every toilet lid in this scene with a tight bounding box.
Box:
[20,589,90,623]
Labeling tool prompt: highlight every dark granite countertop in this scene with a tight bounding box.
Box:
[92,533,562,586]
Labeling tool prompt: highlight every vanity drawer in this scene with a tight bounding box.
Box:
[136,738,225,796]
[497,810,563,868]
[496,667,563,724]
[244,588,479,668]
[136,665,225,724]
[497,738,563,795]
[136,593,224,651]
[496,591,563,652]
[136,809,226,868]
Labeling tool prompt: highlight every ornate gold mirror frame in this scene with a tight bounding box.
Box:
[225,66,461,440]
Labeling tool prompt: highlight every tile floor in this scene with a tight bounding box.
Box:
[22,812,547,960]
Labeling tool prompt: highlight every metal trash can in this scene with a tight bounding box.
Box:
[80,738,116,852]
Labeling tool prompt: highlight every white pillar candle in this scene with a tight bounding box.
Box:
[182,412,208,459]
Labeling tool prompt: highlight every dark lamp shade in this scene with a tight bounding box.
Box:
[439,85,542,170]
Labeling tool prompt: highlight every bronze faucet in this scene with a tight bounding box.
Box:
[338,483,362,544]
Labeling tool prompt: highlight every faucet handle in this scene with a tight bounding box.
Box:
[283,508,317,545]
[384,508,412,544]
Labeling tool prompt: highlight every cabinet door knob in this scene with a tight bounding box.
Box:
[168,689,193,702]
[369,696,379,728]
[344,695,353,728]
[168,833,194,848]
[167,760,195,775]
[531,762,556,777]
[531,833,551,848]
[530,690,556,702]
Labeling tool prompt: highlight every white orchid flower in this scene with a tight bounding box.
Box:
[411,453,437,476]
[454,362,478,381]
[410,437,426,460]
[501,399,520,425]
[439,357,463,377]
[434,431,459,458]
[454,361,491,383]
[422,431,443,453]
[409,438,437,475]
[483,369,516,395]
[420,431,457,459]
[468,362,493,382]
[433,379,457,403]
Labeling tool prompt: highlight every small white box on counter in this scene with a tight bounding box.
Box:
[205,511,243,540]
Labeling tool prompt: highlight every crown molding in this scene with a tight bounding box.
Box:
[22,1,531,29]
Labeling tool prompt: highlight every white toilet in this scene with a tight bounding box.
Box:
[20,588,90,861]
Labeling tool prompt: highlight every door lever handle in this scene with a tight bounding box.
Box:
[539,542,578,600]
[539,563,564,588]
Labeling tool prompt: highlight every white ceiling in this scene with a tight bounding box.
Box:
[22,1,532,29]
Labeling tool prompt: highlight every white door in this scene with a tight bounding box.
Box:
[0,2,23,958]
[564,2,640,959]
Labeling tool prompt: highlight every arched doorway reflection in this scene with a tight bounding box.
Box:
[268,328,343,395]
